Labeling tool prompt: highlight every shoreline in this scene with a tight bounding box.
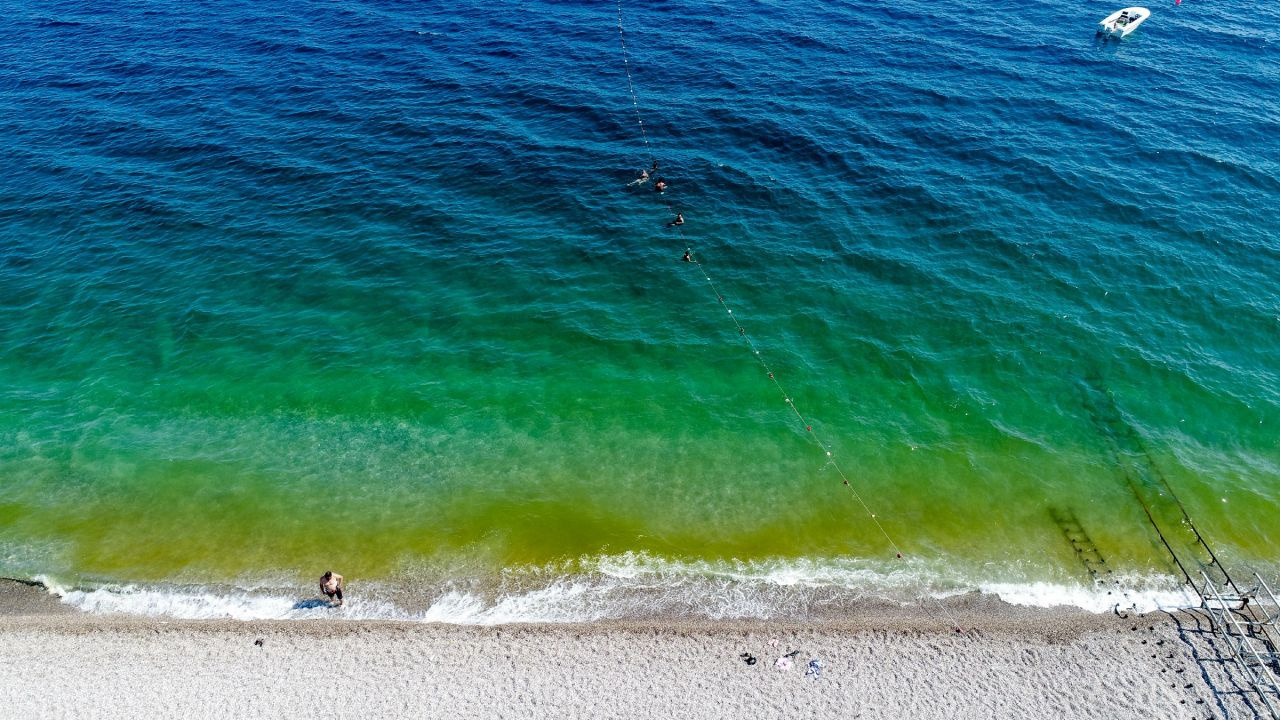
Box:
[0,576,1132,634]
[0,578,1251,719]
[11,563,1198,624]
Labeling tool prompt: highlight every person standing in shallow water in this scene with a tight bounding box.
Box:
[319,571,344,606]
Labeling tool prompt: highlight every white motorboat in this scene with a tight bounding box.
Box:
[1098,7,1150,37]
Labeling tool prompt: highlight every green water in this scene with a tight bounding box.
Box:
[2,248,1276,591]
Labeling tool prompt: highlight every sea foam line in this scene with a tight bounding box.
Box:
[36,555,1198,623]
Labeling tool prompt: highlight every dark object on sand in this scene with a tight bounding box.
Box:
[254,638,264,647]
[740,652,757,666]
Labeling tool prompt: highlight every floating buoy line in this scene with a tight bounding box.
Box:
[613,1,966,633]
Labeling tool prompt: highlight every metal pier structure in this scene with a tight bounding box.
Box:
[1081,373,1280,718]
[1196,571,1280,719]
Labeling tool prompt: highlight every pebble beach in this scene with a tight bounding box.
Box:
[0,579,1254,719]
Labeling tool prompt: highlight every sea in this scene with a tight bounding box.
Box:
[1,0,1277,622]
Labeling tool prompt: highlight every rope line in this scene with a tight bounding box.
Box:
[614,1,965,633]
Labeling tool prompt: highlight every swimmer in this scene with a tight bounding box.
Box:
[654,178,667,193]
[682,250,692,262]
[628,168,651,186]
[319,570,344,607]
[667,212,684,227]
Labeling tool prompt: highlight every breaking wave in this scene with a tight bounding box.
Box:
[36,553,1198,623]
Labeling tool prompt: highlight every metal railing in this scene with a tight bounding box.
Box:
[1198,570,1280,720]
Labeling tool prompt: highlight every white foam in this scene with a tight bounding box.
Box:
[37,554,1197,623]
[423,583,601,625]
[979,579,1197,614]
[50,581,411,621]
[589,552,930,591]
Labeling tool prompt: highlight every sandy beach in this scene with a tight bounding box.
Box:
[0,579,1250,720]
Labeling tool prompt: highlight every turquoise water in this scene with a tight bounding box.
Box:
[1,0,1278,620]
